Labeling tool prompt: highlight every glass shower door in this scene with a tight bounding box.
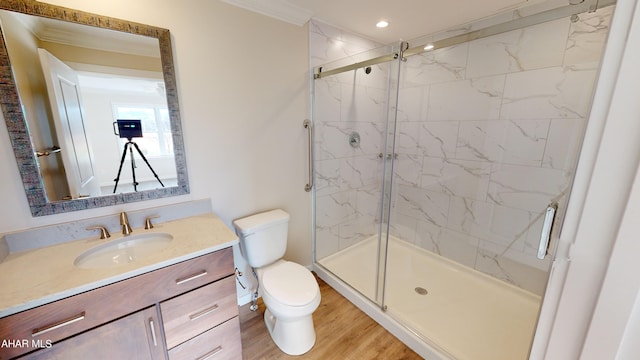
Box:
[312,44,400,306]
[381,6,614,360]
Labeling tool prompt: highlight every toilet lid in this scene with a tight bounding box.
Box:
[262,262,318,306]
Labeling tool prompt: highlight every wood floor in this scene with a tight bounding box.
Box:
[239,273,422,360]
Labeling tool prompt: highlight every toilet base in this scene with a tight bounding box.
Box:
[264,308,316,355]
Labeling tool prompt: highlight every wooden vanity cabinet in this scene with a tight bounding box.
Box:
[161,276,241,359]
[0,247,242,360]
[19,306,165,360]
[168,318,241,360]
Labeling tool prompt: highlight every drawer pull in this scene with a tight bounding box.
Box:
[175,270,208,285]
[189,304,219,321]
[148,318,158,346]
[196,345,223,360]
[32,312,86,337]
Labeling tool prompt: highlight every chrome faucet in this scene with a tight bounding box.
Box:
[120,212,132,235]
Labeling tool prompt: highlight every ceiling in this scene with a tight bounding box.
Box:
[220,0,537,43]
[5,10,159,57]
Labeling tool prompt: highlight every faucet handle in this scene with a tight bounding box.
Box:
[120,212,132,235]
[87,226,111,240]
[145,215,160,230]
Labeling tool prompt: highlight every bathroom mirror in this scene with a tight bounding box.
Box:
[0,0,189,216]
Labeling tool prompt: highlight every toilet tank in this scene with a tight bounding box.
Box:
[233,209,290,268]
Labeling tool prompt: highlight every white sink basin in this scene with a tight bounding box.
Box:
[74,233,173,269]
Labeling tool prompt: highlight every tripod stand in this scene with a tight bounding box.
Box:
[113,138,165,193]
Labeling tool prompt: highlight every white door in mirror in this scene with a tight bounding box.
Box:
[38,48,101,199]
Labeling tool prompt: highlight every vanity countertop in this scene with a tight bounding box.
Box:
[0,213,238,318]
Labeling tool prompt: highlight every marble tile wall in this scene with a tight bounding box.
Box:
[311,6,613,295]
[311,26,388,259]
[392,7,613,294]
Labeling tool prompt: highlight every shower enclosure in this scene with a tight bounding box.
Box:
[311,1,614,359]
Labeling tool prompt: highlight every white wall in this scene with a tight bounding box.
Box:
[0,0,311,273]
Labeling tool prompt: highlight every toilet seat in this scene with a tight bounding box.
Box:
[262,261,319,307]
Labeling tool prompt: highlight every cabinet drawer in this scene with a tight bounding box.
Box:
[161,276,238,349]
[167,318,241,360]
[0,247,233,359]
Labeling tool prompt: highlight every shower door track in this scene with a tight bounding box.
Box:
[313,0,616,80]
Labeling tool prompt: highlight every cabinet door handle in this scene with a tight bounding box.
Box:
[175,270,208,285]
[148,318,158,346]
[32,312,86,337]
[196,345,223,360]
[189,304,219,321]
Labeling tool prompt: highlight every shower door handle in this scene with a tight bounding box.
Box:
[378,153,398,160]
[537,203,558,260]
[304,119,313,192]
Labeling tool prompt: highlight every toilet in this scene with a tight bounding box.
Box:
[233,209,321,355]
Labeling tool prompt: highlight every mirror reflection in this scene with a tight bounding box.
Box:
[0,1,188,216]
[2,10,176,200]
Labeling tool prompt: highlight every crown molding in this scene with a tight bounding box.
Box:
[220,0,314,26]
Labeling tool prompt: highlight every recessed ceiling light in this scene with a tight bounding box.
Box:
[376,20,389,28]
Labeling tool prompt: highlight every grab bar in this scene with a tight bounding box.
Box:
[537,203,558,259]
[304,119,313,192]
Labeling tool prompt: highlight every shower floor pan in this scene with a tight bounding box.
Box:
[317,236,541,360]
